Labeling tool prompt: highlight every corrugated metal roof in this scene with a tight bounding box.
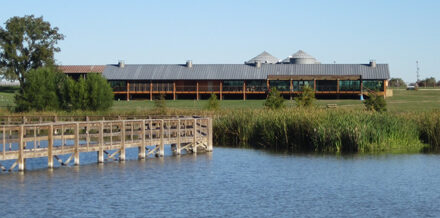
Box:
[103,64,390,80]
[59,65,105,73]
[245,51,279,64]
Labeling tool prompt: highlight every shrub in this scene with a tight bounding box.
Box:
[264,88,285,109]
[15,68,113,112]
[294,85,315,107]
[206,93,220,110]
[363,92,387,112]
[14,67,66,111]
[154,94,167,114]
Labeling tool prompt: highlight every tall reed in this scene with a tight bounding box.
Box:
[214,108,427,153]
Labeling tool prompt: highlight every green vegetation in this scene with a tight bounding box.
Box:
[206,93,220,110]
[363,92,387,112]
[0,15,64,88]
[389,78,406,88]
[294,85,315,107]
[153,94,167,114]
[264,88,285,109]
[214,109,431,153]
[13,67,113,112]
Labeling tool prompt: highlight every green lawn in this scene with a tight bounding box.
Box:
[1,86,439,113]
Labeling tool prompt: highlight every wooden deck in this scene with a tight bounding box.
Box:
[0,117,213,172]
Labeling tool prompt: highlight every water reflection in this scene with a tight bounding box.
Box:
[1,148,440,217]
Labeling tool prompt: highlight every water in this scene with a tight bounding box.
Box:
[1,147,440,217]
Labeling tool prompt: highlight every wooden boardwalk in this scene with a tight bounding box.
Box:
[0,117,212,172]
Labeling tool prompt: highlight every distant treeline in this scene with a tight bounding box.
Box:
[390,77,439,88]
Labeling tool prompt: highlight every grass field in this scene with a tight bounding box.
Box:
[1,86,439,113]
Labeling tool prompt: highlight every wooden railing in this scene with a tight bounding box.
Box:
[0,117,213,172]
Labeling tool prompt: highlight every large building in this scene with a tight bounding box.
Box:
[60,50,390,100]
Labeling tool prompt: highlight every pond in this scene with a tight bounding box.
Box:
[1,147,440,217]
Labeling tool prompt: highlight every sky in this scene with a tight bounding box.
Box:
[1,0,439,83]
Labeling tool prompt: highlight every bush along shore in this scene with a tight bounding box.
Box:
[214,108,440,154]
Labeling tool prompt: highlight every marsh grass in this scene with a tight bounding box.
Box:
[214,108,428,153]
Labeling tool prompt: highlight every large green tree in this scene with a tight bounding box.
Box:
[0,15,64,90]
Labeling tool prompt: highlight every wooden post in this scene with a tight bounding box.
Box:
[22,116,26,124]
[150,81,153,101]
[290,79,293,100]
[176,119,181,155]
[126,81,130,101]
[243,81,246,101]
[158,120,164,157]
[120,121,126,161]
[2,126,5,160]
[18,125,25,171]
[74,123,80,165]
[196,81,199,101]
[219,81,223,100]
[337,79,340,93]
[98,122,104,163]
[139,120,146,159]
[313,79,317,91]
[48,124,54,168]
[360,76,363,96]
[207,118,213,152]
[173,82,176,100]
[193,119,198,153]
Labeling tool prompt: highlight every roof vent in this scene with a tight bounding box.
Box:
[255,61,261,68]
[118,60,125,68]
[369,60,376,68]
[186,60,193,68]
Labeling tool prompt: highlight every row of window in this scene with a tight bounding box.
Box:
[109,80,385,92]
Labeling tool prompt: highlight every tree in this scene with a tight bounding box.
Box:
[294,85,315,107]
[206,93,220,110]
[264,88,285,109]
[363,91,387,112]
[14,67,66,111]
[389,78,406,88]
[417,77,436,87]
[0,15,64,90]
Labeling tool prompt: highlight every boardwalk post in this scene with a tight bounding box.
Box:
[207,118,213,152]
[74,123,80,165]
[48,124,54,168]
[98,122,104,163]
[158,120,164,157]
[193,119,197,153]
[139,120,146,159]
[18,125,25,171]
[120,121,126,161]
[176,119,181,155]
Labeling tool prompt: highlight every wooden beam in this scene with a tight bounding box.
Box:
[18,125,24,171]
[196,82,199,101]
[126,81,130,101]
[173,81,176,100]
[243,81,246,101]
[74,123,80,165]
[120,121,126,161]
[176,119,181,155]
[139,120,146,159]
[219,81,223,100]
[98,122,104,163]
[207,118,213,152]
[150,81,153,101]
[48,125,53,168]
[313,79,317,92]
[337,79,340,93]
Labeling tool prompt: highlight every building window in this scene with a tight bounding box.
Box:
[269,80,290,91]
[316,80,337,91]
[246,80,267,92]
[109,81,127,91]
[293,80,314,91]
[339,80,360,91]
[223,81,244,92]
[362,80,384,91]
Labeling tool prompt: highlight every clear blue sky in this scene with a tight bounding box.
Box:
[1,0,439,82]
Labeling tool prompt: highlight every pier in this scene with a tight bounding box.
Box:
[0,116,213,172]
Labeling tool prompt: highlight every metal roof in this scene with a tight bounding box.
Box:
[245,51,279,64]
[103,64,390,80]
[58,65,105,73]
[291,50,315,59]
